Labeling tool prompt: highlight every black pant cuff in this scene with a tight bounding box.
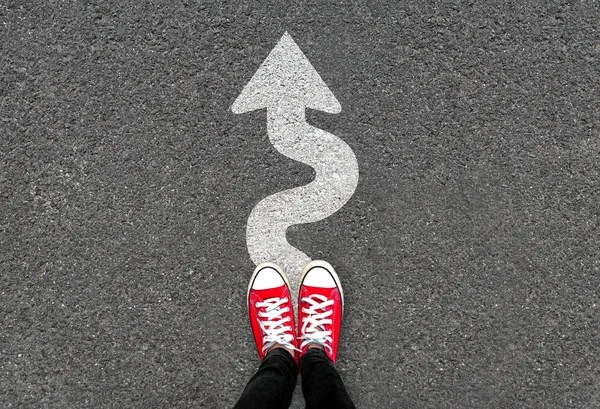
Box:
[265,348,298,372]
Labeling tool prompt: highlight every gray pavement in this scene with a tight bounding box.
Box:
[2,1,599,408]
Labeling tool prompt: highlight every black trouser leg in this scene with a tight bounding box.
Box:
[232,349,298,409]
[301,349,356,409]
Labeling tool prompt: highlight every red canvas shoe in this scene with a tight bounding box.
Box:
[297,260,344,364]
[247,262,298,360]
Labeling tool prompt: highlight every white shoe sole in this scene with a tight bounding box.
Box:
[298,260,344,316]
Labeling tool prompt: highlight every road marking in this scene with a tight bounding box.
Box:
[232,32,359,284]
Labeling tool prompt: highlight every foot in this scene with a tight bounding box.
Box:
[247,262,298,360]
[298,260,344,364]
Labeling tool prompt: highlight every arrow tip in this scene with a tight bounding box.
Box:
[232,32,341,114]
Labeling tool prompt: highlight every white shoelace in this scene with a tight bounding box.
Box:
[256,297,297,354]
[299,294,334,355]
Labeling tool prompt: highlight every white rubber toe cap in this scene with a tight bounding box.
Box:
[302,267,336,288]
[252,267,285,290]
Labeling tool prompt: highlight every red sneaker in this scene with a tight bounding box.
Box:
[247,262,298,360]
[297,260,344,364]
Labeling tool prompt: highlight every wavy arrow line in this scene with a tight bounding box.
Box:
[232,32,359,282]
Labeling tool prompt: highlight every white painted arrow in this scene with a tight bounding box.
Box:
[232,32,359,284]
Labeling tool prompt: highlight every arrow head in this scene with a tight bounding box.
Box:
[232,32,341,114]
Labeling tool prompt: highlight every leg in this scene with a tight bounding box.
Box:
[297,260,356,409]
[233,348,298,409]
[233,263,300,409]
[301,349,355,409]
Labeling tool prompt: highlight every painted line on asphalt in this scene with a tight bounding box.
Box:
[232,32,359,284]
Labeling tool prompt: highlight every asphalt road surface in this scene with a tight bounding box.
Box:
[2,1,599,408]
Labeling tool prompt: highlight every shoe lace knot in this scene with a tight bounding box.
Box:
[299,294,334,355]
